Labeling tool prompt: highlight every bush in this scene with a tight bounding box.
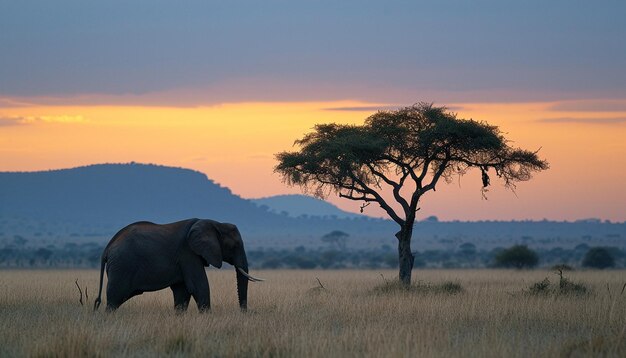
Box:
[582,247,615,269]
[528,278,551,294]
[493,245,539,269]
[527,271,588,296]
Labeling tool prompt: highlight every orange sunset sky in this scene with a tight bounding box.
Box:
[1,1,625,221]
[2,98,624,222]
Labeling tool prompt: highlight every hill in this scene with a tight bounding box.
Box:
[0,163,261,225]
[0,163,624,254]
[0,163,394,246]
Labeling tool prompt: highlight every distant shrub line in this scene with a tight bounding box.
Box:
[0,243,623,269]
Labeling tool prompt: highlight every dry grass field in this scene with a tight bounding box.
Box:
[1,269,625,357]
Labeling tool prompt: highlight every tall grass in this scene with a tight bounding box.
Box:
[0,269,624,357]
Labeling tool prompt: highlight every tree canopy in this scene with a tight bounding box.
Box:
[493,245,539,269]
[276,103,548,225]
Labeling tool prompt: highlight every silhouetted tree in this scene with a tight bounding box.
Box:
[494,245,539,269]
[275,103,548,285]
[459,242,477,255]
[321,230,349,250]
[582,247,615,269]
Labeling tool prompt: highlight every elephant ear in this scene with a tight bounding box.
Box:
[187,220,222,268]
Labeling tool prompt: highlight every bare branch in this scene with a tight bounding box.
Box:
[359,202,371,213]
[339,192,377,202]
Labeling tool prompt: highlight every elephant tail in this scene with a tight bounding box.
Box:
[93,253,107,311]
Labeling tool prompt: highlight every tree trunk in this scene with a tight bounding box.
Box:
[396,226,414,286]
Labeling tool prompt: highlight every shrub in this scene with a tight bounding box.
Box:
[582,247,615,269]
[528,278,551,295]
[493,245,539,269]
[527,270,588,296]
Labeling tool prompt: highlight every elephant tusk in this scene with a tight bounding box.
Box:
[237,267,265,282]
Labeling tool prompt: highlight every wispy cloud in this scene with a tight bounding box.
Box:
[324,105,464,112]
[0,115,86,126]
[323,105,401,112]
[537,117,626,124]
[0,116,28,126]
[0,97,37,108]
[548,100,626,112]
[37,115,86,124]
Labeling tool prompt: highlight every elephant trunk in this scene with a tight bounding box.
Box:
[235,262,248,311]
[235,255,249,311]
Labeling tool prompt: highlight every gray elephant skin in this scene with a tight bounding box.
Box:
[94,218,261,312]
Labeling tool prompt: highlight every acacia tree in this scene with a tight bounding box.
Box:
[275,103,548,285]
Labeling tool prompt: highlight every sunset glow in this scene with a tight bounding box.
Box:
[2,99,624,221]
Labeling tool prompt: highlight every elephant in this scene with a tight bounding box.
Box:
[93,218,262,312]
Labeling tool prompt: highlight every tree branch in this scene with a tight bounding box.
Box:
[338,192,378,202]
[365,163,411,214]
[419,159,449,195]
[349,174,405,225]
[366,163,399,188]
[417,158,432,182]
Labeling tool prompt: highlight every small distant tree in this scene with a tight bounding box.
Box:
[582,247,615,269]
[275,103,548,285]
[321,230,349,250]
[459,242,477,256]
[494,245,539,269]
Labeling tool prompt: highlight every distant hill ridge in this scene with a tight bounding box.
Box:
[251,194,361,219]
[0,163,259,225]
[1,163,624,250]
[0,163,393,238]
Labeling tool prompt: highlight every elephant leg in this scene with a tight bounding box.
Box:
[191,274,210,312]
[105,287,130,312]
[105,272,141,311]
[180,256,211,312]
[171,282,191,311]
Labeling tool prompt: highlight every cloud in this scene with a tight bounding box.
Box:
[0,115,86,126]
[548,100,626,112]
[0,97,36,108]
[36,115,86,124]
[0,116,28,126]
[323,105,401,112]
[324,105,464,112]
[537,117,626,124]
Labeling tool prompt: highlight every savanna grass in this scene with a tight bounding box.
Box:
[1,269,625,357]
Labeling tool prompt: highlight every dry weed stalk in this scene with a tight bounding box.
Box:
[74,279,86,306]
[315,277,325,290]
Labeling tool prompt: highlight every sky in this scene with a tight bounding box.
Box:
[1,1,625,221]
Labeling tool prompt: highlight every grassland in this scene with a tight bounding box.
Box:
[1,269,625,357]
